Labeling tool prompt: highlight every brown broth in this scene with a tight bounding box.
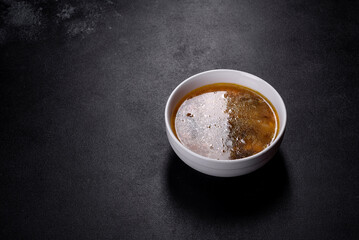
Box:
[171,83,279,160]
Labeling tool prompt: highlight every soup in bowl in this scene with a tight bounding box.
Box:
[165,69,287,177]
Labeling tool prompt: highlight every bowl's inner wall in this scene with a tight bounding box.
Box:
[167,71,286,138]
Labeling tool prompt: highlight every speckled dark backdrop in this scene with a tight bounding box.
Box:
[1,1,358,239]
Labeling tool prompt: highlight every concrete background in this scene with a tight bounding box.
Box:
[1,0,358,239]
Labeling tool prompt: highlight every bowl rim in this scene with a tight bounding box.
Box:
[165,69,287,164]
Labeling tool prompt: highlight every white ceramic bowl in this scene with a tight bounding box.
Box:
[165,69,287,177]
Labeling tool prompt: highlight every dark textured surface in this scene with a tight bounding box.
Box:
[1,0,359,239]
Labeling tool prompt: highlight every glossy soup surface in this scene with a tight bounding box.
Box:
[172,83,279,160]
